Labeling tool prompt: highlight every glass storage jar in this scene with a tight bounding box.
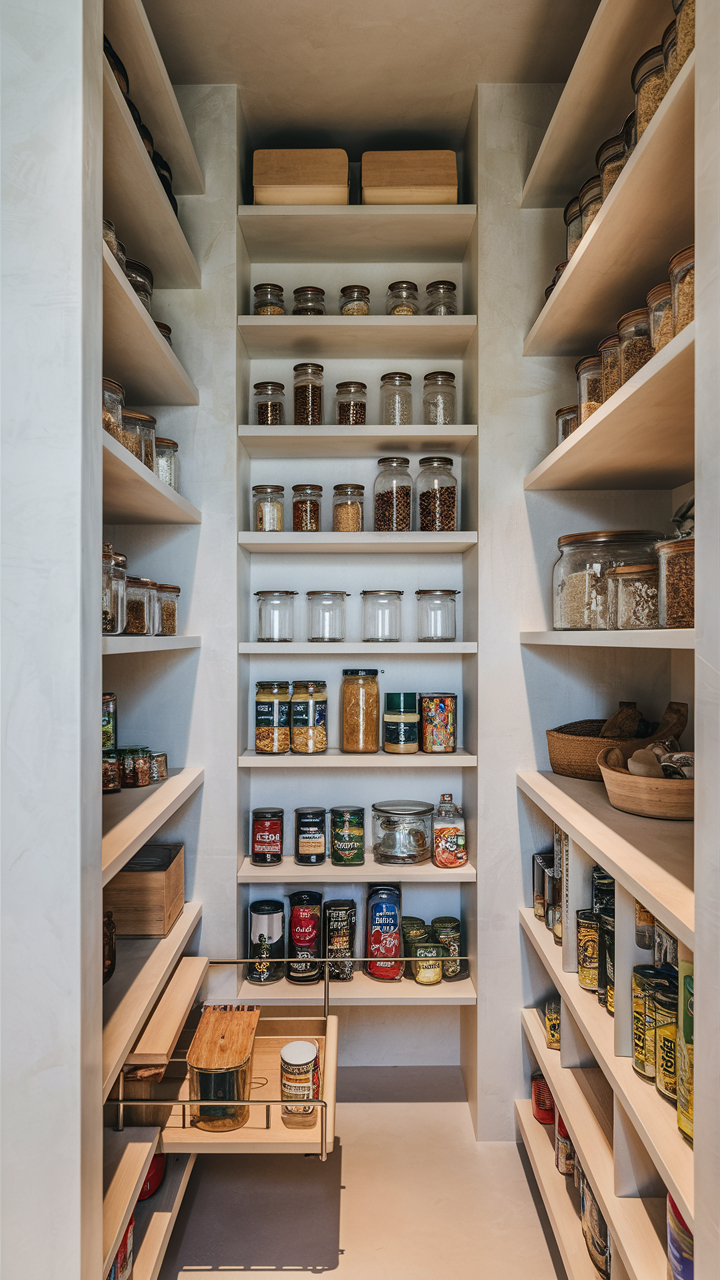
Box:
[293,363,324,425]
[118,746,152,787]
[307,590,348,642]
[374,456,413,530]
[116,240,127,272]
[386,280,419,315]
[663,20,679,87]
[291,680,327,754]
[417,456,458,531]
[255,681,290,753]
[102,377,125,441]
[657,538,694,628]
[292,286,325,315]
[425,280,458,315]
[125,578,156,636]
[123,410,155,471]
[564,197,582,260]
[111,549,127,633]
[154,438,179,490]
[618,308,652,384]
[103,218,119,257]
[576,355,603,423]
[596,133,625,200]
[556,405,578,445]
[333,483,364,531]
[116,411,143,462]
[155,321,172,346]
[632,46,666,139]
[335,381,367,425]
[124,259,153,312]
[553,531,664,630]
[254,381,285,426]
[339,285,370,315]
[253,283,285,315]
[150,751,168,782]
[341,669,379,753]
[102,752,121,794]
[372,800,433,865]
[674,0,694,72]
[102,545,125,635]
[255,589,296,641]
[579,175,602,237]
[383,692,419,754]
[416,588,459,641]
[292,484,322,531]
[647,283,673,352]
[423,371,456,425]
[253,484,284,532]
[669,245,694,334]
[606,564,659,630]
[380,372,412,425]
[362,589,403,642]
[622,111,637,162]
[156,584,180,636]
[598,335,621,402]
[103,691,117,751]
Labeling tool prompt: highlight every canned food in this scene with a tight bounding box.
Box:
[330,806,365,865]
[251,807,284,865]
[591,865,614,913]
[366,885,403,980]
[555,1114,574,1176]
[402,916,429,977]
[576,910,600,991]
[667,1194,693,1280]
[677,971,693,1144]
[655,985,679,1100]
[294,808,326,866]
[431,915,468,980]
[545,996,561,1050]
[411,940,447,984]
[247,900,285,984]
[632,965,670,1078]
[654,921,679,972]
[419,692,457,753]
[531,1071,555,1124]
[635,900,655,950]
[288,890,322,982]
[280,1039,321,1129]
[533,852,554,921]
[323,899,356,981]
[599,909,615,1013]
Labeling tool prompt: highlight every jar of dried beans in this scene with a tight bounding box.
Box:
[674,0,694,72]
[556,405,578,445]
[333,484,364,531]
[124,259,153,312]
[341,669,379,752]
[292,285,325,315]
[425,280,457,316]
[662,20,679,88]
[647,282,673,352]
[606,564,659,630]
[254,283,285,315]
[155,438,179,490]
[618,308,652,384]
[596,133,625,201]
[293,363,324,425]
[291,680,328,754]
[632,46,666,140]
[255,590,296,641]
[374,456,413,531]
[423,371,456,425]
[552,530,663,630]
[362,589,403,642]
[156,584,180,635]
[598,336,621,402]
[254,381,285,426]
[102,377,125,441]
[123,410,156,470]
[386,280,419,316]
[576,355,603,423]
[335,381,367,425]
[564,196,582,260]
[339,285,370,315]
[253,484,284,532]
[255,680,290,753]
[292,484,322,531]
[125,578,156,636]
[417,456,457,531]
[380,372,412,425]
[306,590,348,642]
[578,175,602,237]
[669,245,694,335]
[657,538,694,628]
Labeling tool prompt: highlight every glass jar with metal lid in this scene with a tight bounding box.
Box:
[598,335,621,402]
[292,484,322,532]
[417,456,457,531]
[255,589,296,641]
[576,355,603,423]
[156,584,181,636]
[306,590,348,642]
[618,308,652,384]
[564,196,582,260]
[253,484,284,532]
[341,669,379,752]
[374,456,413,530]
[423,371,456,425]
[425,280,457,316]
[380,372,412,426]
[606,564,659,630]
[125,578,156,636]
[556,405,578,445]
[111,549,127,633]
[254,381,285,426]
[657,538,694,628]
[662,20,679,87]
[154,438,179,490]
[673,0,694,72]
[102,544,125,635]
[632,46,666,139]
[386,280,419,316]
[255,681,290,753]
[553,530,664,630]
[578,175,602,237]
[102,377,125,441]
[372,799,433,865]
[155,321,172,346]
[116,411,144,463]
[333,484,364,532]
[293,363,323,425]
[646,282,673,353]
[335,381,367,425]
[292,286,325,316]
[596,132,625,201]
[416,588,459,641]
[339,285,370,315]
[291,681,328,754]
[253,283,285,315]
[123,410,156,470]
[669,245,694,334]
[118,746,152,787]
[362,589,403,642]
[124,259,153,312]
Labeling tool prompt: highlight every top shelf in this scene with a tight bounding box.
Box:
[237,205,477,263]
[522,0,672,208]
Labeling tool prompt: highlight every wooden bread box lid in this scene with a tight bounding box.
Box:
[361,150,458,204]
[253,149,349,205]
[187,1004,261,1071]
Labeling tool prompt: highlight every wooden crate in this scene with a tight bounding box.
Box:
[361,150,458,204]
[104,843,184,937]
[253,149,349,205]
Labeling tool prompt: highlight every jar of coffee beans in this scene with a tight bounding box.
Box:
[254,283,285,315]
[386,281,419,315]
[335,381,367,425]
[254,381,285,425]
[417,457,457,532]
[339,285,370,315]
[380,372,412,425]
[292,285,325,315]
[292,484,322,532]
[374,457,413,532]
[294,363,324,425]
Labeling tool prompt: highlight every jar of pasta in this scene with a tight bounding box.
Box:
[576,355,603,423]
[339,285,370,315]
[669,245,694,335]
[632,46,666,139]
[254,283,285,315]
[596,133,625,200]
[291,680,327,754]
[578,175,602,237]
[598,336,621,402]
[618,308,652,384]
[255,680,290,753]
[341,669,379,753]
[563,197,582,260]
[647,282,673,352]
[386,281,419,316]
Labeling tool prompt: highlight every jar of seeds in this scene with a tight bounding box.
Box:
[294,363,324,425]
[553,531,663,629]
[254,283,285,315]
[292,484,322,532]
[124,259,153,312]
[253,484,284,532]
[125,578,156,636]
[386,280,419,315]
[339,285,370,315]
[423,371,456,425]
[380,372,412,425]
[662,20,679,87]
[254,381,285,425]
[674,0,695,71]
[596,133,625,201]
[425,281,458,315]
[657,538,694,627]
[155,584,180,636]
[618,308,652,384]
[632,46,666,139]
[606,564,659,630]
[123,410,156,470]
[292,285,325,315]
[564,196,582,260]
[374,457,413,531]
[335,381,367,425]
[102,377,125,441]
[556,405,578,445]
[154,438,179,491]
[647,283,673,352]
[578,175,602,237]
[333,484,364,532]
[598,336,621,402]
[576,355,603,423]
[417,456,457,532]
[669,245,694,334]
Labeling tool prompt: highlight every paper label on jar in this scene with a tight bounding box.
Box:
[256,700,288,727]
[291,700,326,727]
[433,823,467,867]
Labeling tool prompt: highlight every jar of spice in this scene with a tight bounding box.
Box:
[339,285,370,315]
[154,438,179,491]
[335,381,367,425]
[102,377,125,441]
[292,484,322,531]
[669,245,694,335]
[124,259,153,312]
[578,175,602,237]
[155,322,172,346]
[118,746,152,787]
[423,371,456,425]
[596,133,625,201]
[657,538,694,628]
[662,20,679,88]
[372,800,433,864]
[292,285,325,315]
[598,335,621,402]
[556,405,578,445]
[576,355,603,423]
[383,692,419,754]
[606,564,659,630]
[386,280,419,315]
[253,283,285,315]
[255,589,296,642]
[253,484,285,532]
[123,410,156,470]
[361,589,403,642]
[306,590,348,642]
[374,456,413,530]
[425,280,458,315]
[102,751,121,794]
[125,577,156,636]
[552,531,663,630]
[563,197,582,260]
[333,484,364,531]
[291,680,328,754]
[646,282,673,353]
[149,751,168,782]
[420,693,457,753]
[102,545,124,635]
[293,363,324,426]
[156,584,180,636]
[341,669,379,753]
[380,372,412,425]
[632,46,666,139]
[255,680,290,753]
[416,588,459,641]
[254,382,285,426]
[618,308,652,384]
[417,456,457,531]
[674,0,695,72]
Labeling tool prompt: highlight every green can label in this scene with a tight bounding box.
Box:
[330,807,365,865]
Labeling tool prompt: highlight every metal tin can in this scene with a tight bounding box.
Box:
[402,916,429,977]
[545,996,561,1050]
[280,1039,321,1129]
[366,885,403,980]
[251,807,284,865]
[654,921,679,972]
[632,965,667,1077]
[531,1071,554,1124]
[288,890,322,983]
[591,865,614,913]
[635,900,655,949]
[419,692,457,753]
[294,807,326,866]
[149,750,168,782]
[576,910,600,991]
[598,908,615,1013]
[555,1113,574,1176]
[411,940,447,984]
[533,852,554,920]
[323,899,356,981]
[667,1194,694,1280]
[330,806,365,865]
[247,900,285,984]
[677,970,693,1144]
[431,915,468,980]
[655,984,679,1100]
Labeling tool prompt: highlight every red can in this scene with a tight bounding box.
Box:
[365,885,403,981]
[252,808,283,865]
[138,1152,166,1200]
[531,1070,555,1124]
[288,890,322,983]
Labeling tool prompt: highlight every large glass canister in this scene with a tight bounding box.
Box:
[556,405,578,446]
[292,484,322,532]
[341,669,379,753]
[154,437,179,490]
[255,681,290,754]
[578,175,602,237]
[386,280,419,315]
[372,799,433,864]
[606,564,659,630]
[291,680,328,754]
[596,132,625,201]
[307,590,348,642]
[253,484,284,532]
[563,196,582,260]
[553,530,664,630]
[253,283,285,315]
[646,282,673,353]
[576,355,603,423]
[361,589,403,642]
[123,410,156,471]
[422,372,456,425]
[669,245,694,335]
[416,588,459,641]
[293,363,324,426]
[598,335,621,402]
[292,285,325,315]
[618,308,652,385]
[255,589,296,641]
[332,484,364,532]
[425,280,458,315]
[335,381,367,425]
[417,455,457,531]
[380,372,412,426]
[373,456,413,530]
[657,538,694,628]
[662,19,679,88]
[102,377,125,442]
[632,46,666,139]
[125,577,156,636]
[254,381,285,425]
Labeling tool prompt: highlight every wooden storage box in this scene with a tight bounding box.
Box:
[253,149,349,205]
[103,842,184,937]
[361,150,458,204]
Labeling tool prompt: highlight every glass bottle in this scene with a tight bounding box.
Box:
[253,283,285,315]
[578,175,602,237]
[255,681,290,753]
[417,456,458,531]
[123,410,156,471]
[416,588,459,641]
[595,132,625,200]
[292,286,325,315]
[339,285,370,315]
[306,590,348,642]
[373,456,413,531]
[291,680,328,754]
[361,589,403,642]
[125,578,156,636]
[380,372,412,425]
[124,259,153,312]
[563,196,582,260]
[341,670,380,753]
[617,308,652,384]
[646,283,673,353]
[669,245,694,335]
[255,590,296,641]
[254,381,285,425]
[598,335,621,402]
[425,280,458,315]
[632,46,666,139]
[253,484,284,532]
[332,484,364,532]
[292,484,322,532]
[386,280,419,315]
[154,437,179,490]
[556,405,578,445]
[293,363,324,425]
[576,355,603,423]
[155,584,180,636]
[422,371,456,425]
[102,377,125,442]
[335,381,367,425]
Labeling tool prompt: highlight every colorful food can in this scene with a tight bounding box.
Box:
[667,1194,694,1280]
[419,692,457,753]
[531,1071,555,1125]
[591,865,614,913]
[599,909,615,1014]
[555,1113,574,1176]
[247,900,285,984]
[632,965,667,1078]
[251,807,284,865]
[108,1215,134,1280]
[323,899,356,981]
[576,910,600,991]
[402,916,428,977]
[677,971,694,1144]
[635,900,655,950]
[655,985,679,1101]
[102,691,117,751]
[431,915,468,980]
[330,806,365,865]
[294,808,326,866]
[580,1177,610,1279]
[411,940,447,984]
[288,890,322,982]
[545,996,561,1050]
[280,1039,321,1129]
[365,885,403,980]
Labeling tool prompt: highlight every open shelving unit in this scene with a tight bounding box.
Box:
[102,767,204,885]
[236,972,477,1007]
[103,635,202,655]
[237,855,476,883]
[237,204,478,261]
[238,530,478,555]
[239,748,478,769]
[238,641,478,655]
[103,1127,160,1280]
[102,433,202,524]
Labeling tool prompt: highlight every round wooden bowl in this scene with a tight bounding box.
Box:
[596,747,694,821]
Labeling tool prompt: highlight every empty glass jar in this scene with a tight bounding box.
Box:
[372,800,433,865]
[254,283,285,315]
[579,176,602,237]
[102,377,125,441]
[417,456,457,531]
[386,281,419,315]
[256,590,296,641]
[425,281,457,315]
[423,371,456,425]
[294,363,324,426]
[362,589,403,642]
[154,438,179,491]
[253,484,284,531]
[102,544,126,635]
[380,372,412,425]
[124,259,153,312]
[333,484,364,531]
[632,46,666,138]
[374,456,413,531]
[293,286,325,315]
[553,531,663,630]
[564,197,582,260]
[339,285,370,315]
[416,588,459,641]
[125,578,156,636]
[335,381,367,425]
[292,484,322,531]
[556,405,578,445]
[254,381,285,425]
[307,590,348,641]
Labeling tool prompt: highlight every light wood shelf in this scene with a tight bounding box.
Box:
[103,58,201,289]
[103,1126,160,1280]
[238,530,478,555]
[103,434,202,525]
[102,901,203,1102]
[104,0,204,195]
[103,244,199,405]
[520,630,695,650]
[102,767,204,887]
[236,973,476,1006]
[522,0,672,208]
[237,855,476,883]
[523,325,694,491]
[520,908,694,1226]
[103,635,202,656]
[237,204,478,263]
[132,1153,196,1280]
[239,748,477,768]
[238,314,477,359]
[517,770,693,947]
[238,641,477,655]
[515,1100,598,1280]
[125,955,209,1070]
[238,423,478,458]
[524,54,695,357]
[523,1007,667,1280]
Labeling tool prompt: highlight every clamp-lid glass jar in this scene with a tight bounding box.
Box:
[292,484,322,532]
[124,259,153,312]
[632,46,666,139]
[598,335,621,402]
[579,176,602,237]
[556,405,578,445]
[372,799,433,865]
[425,280,457,316]
[254,283,285,315]
[576,355,603,423]
[335,381,367,425]
[618,308,652,384]
[156,584,180,636]
[417,456,457,531]
[341,669,379,753]
[333,484,364,532]
[423,371,456,425]
[362,589,403,642]
[606,564,659,630]
[662,20,679,87]
[669,245,694,334]
[255,589,296,641]
[553,530,664,630]
[255,680,291,753]
[293,363,324,426]
[564,196,582,260]
[339,285,370,315]
[125,578,157,636]
[416,588,459,641]
[380,372,412,426]
[386,280,419,316]
[292,286,325,316]
[291,680,328,754]
[253,484,284,532]
[657,538,694,628]
[596,133,625,201]
[307,590,348,642]
[374,456,413,531]
[123,410,156,470]
[102,377,125,441]
[154,437,179,491]
[647,283,673,353]
[254,381,285,426]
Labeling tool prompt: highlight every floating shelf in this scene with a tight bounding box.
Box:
[236,973,476,1006]
[125,956,209,1071]
[103,58,200,288]
[103,434,202,525]
[238,423,478,459]
[515,1100,598,1280]
[132,1153,196,1280]
[524,325,694,490]
[524,55,695,357]
[103,245,199,405]
[520,908,694,1227]
[237,204,477,263]
[103,1127,160,1280]
[238,641,477,656]
[520,630,694,650]
[102,901,203,1101]
[238,314,477,360]
[103,635,202,656]
[102,767,204,887]
[238,856,476,883]
[239,749,477,768]
[238,531,478,555]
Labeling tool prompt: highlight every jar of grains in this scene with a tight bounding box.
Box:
[646,283,673,352]
[123,410,156,470]
[253,484,284,532]
[669,245,694,335]
[657,538,694,628]
[662,20,679,88]
[306,590,348,642]
[293,363,324,426]
[606,564,659,630]
[102,545,124,635]
[598,336,621,402]
[341,669,379,752]
[362,589,403,642]
[254,283,285,315]
[255,589,296,641]
[255,680,290,753]
[632,46,666,139]
[339,285,370,315]
[623,111,637,163]
[154,438,179,490]
[102,377,125,441]
[564,197,582,260]
[335,381,367,425]
[124,259,153,312]
[292,484,322,531]
[425,280,458,315]
[380,372,412,425]
[556,405,578,445]
[333,484,364,531]
[576,355,603,423]
[578,175,602,237]
[125,578,156,636]
[552,531,663,630]
[254,381,285,426]
[416,588,459,641]
[292,285,325,315]
[374,456,413,531]
[417,456,458,531]
[291,680,328,754]
[674,0,695,72]
[423,371,456,425]
[618,308,653,384]
[155,584,180,636]
[386,280,419,315]
[155,322,172,346]
[596,133,625,201]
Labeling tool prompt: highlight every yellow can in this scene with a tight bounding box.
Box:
[654,985,678,1101]
[677,971,694,1144]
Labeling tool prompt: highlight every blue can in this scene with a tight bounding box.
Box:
[365,885,403,981]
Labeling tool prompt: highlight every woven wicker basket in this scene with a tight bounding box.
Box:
[546,720,661,782]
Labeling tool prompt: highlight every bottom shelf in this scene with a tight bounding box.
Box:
[132,1153,196,1280]
[515,1100,598,1280]
[103,1127,160,1280]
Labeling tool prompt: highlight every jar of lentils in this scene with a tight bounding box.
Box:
[292,484,322,531]
[425,280,458,315]
[339,285,370,315]
[556,405,578,445]
[154,437,179,490]
[380,371,412,425]
[578,175,602,237]
[102,377,125,441]
[423,371,456,425]
[386,280,419,315]
[632,46,666,139]
[125,578,156,636]
[596,132,625,201]
[564,196,582,260]
[294,363,324,425]
[253,484,284,532]
[598,335,621,402]
[333,484,364,532]
[292,285,325,315]
[669,245,694,334]
[576,355,603,423]
[618,308,652,384]
[156,584,180,635]
[657,538,694,628]
[374,457,413,532]
[335,381,367,425]
[254,283,285,315]
[647,282,673,352]
[254,381,285,425]
[417,456,457,532]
